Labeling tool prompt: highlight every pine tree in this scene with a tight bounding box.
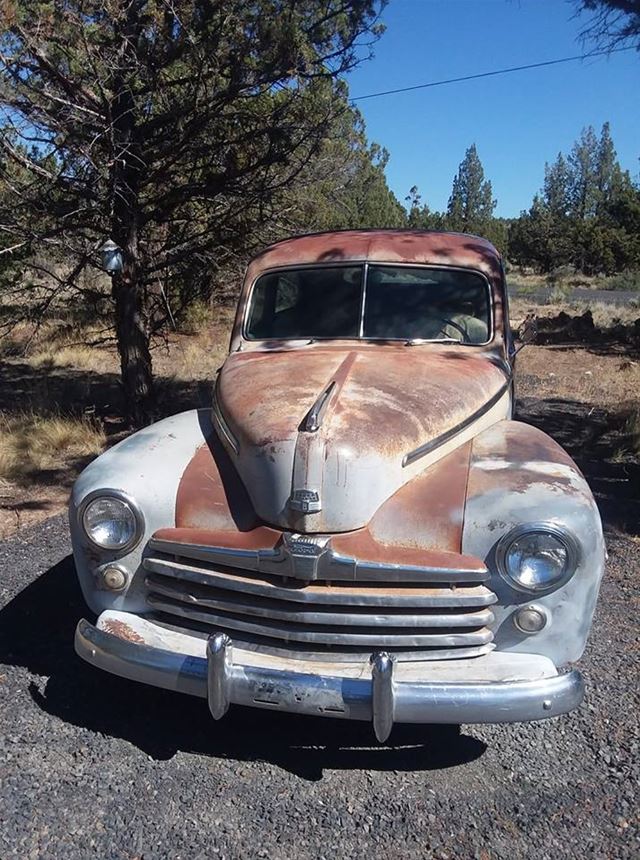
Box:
[567,126,600,220]
[543,154,571,217]
[446,144,496,231]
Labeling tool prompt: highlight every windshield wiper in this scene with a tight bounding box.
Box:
[404,337,461,346]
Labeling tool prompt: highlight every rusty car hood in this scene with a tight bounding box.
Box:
[214,345,510,532]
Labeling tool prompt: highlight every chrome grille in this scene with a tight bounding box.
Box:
[143,551,497,662]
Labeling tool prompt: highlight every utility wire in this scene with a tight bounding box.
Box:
[350,46,636,102]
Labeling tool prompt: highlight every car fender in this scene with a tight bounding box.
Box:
[70,409,214,614]
[462,419,605,665]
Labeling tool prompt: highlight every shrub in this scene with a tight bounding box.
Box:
[177,299,215,335]
[606,270,640,292]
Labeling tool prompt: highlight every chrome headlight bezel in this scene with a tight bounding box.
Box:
[496,522,580,594]
[78,489,144,554]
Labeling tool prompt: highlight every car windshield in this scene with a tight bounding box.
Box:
[245,264,491,344]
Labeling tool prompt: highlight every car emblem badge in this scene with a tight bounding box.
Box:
[282,533,330,580]
[288,488,321,513]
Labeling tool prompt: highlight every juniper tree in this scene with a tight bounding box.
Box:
[446,144,496,232]
[0,0,384,425]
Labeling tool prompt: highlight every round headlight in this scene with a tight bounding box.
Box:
[496,523,579,593]
[81,495,141,551]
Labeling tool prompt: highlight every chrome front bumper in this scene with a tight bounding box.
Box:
[75,613,584,742]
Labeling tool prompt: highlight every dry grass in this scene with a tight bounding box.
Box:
[509,297,640,328]
[155,305,235,381]
[1,319,118,374]
[0,412,106,484]
[509,297,640,329]
[517,345,640,409]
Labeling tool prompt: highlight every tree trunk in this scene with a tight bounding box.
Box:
[109,5,153,428]
[111,258,154,428]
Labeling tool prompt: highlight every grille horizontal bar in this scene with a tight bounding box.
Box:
[143,553,496,659]
[146,593,494,648]
[147,536,489,583]
[145,572,494,628]
[143,557,496,608]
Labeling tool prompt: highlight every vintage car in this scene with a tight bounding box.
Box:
[71,230,604,742]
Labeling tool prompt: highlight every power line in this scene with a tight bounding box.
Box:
[350,46,636,102]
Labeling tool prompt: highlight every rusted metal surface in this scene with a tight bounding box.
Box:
[174,433,258,532]
[368,441,472,553]
[153,525,281,550]
[216,343,508,531]
[101,617,145,644]
[467,420,585,502]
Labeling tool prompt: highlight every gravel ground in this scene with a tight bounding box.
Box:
[0,515,638,859]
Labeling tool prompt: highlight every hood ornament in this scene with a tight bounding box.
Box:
[288,488,321,513]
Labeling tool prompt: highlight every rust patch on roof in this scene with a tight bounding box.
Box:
[249,230,502,277]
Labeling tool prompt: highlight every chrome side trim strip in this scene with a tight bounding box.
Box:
[146,537,489,583]
[212,386,239,455]
[75,619,586,728]
[402,378,511,468]
[302,381,336,432]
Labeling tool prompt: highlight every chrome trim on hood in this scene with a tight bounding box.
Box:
[301,381,336,432]
[402,377,512,468]
[212,385,239,455]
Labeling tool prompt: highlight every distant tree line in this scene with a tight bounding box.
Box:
[404,125,640,278]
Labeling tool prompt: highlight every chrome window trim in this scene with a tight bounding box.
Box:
[78,489,145,555]
[242,262,495,347]
[495,522,581,594]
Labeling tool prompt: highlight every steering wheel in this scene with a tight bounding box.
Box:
[436,317,470,343]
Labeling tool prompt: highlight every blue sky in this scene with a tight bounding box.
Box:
[345,0,639,217]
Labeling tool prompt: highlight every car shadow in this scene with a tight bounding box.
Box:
[516,395,640,536]
[0,556,486,780]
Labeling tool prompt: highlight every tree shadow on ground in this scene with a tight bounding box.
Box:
[0,359,212,421]
[0,556,486,780]
[516,395,639,536]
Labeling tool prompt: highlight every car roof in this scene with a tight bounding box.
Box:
[249,230,503,280]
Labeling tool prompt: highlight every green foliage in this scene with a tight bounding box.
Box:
[607,270,640,292]
[446,143,496,231]
[508,123,640,277]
